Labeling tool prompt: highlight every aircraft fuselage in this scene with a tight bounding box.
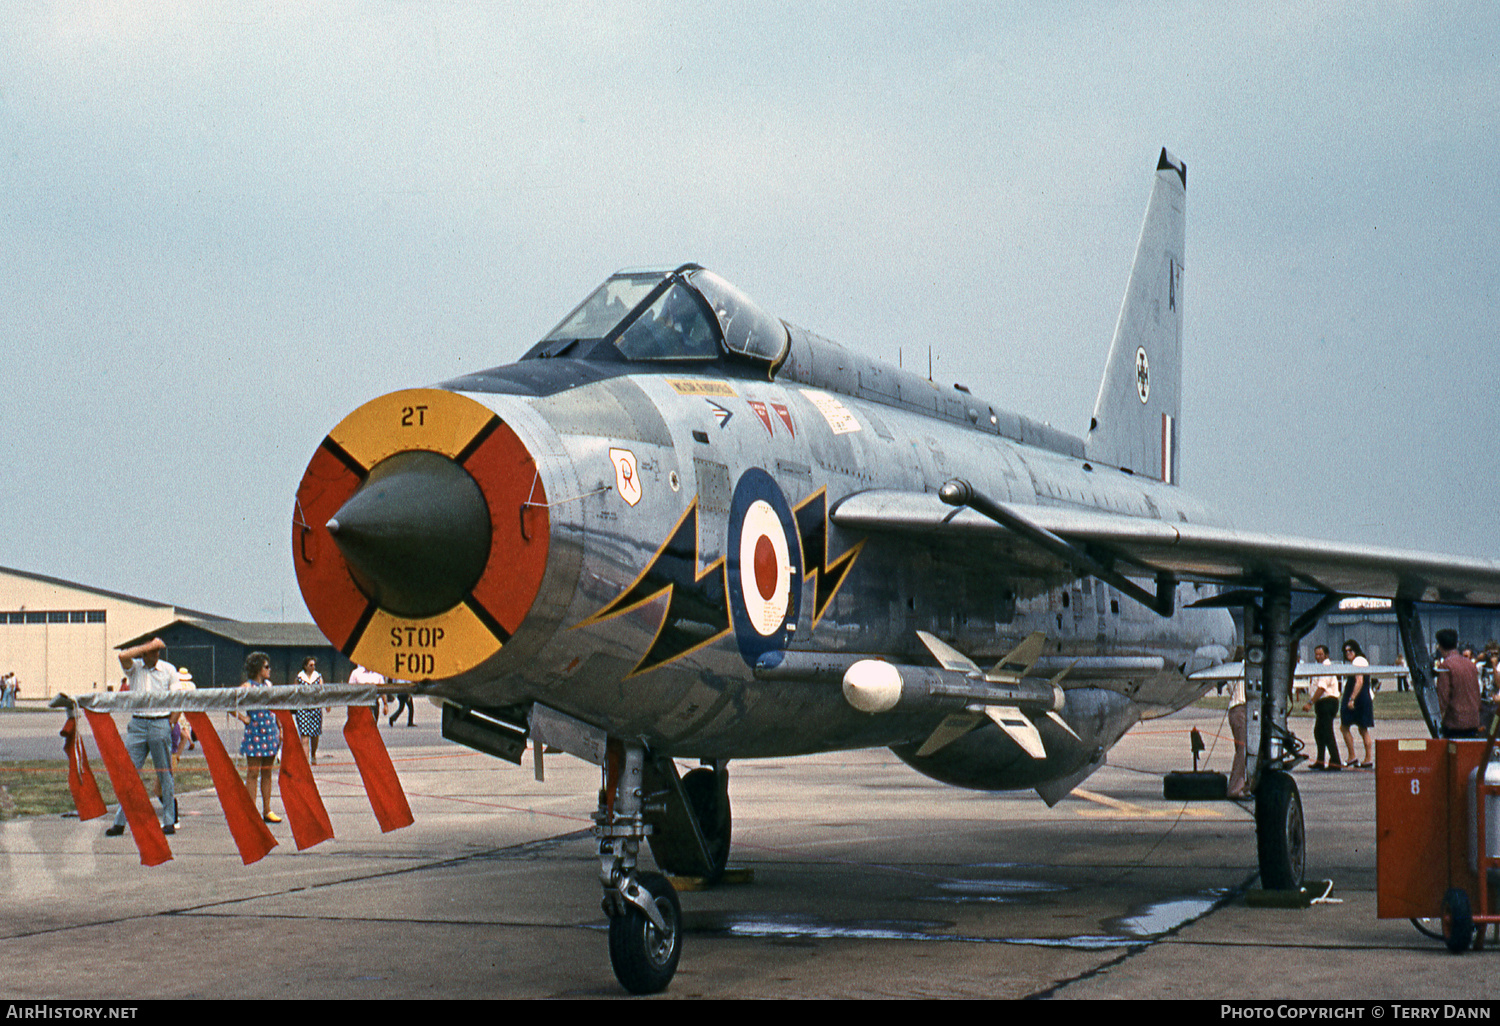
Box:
[299,320,1233,782]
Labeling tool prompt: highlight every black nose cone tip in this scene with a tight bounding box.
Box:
[328,450,493,619]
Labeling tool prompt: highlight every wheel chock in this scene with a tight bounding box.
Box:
[667,867,756,891]
[1244,882,1330,908]
[1163,770,1228,801]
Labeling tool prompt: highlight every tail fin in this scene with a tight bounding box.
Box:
[1086,149,1186,484]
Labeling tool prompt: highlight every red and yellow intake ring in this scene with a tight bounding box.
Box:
[293,388,549,680]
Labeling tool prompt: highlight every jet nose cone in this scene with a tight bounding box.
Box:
[329,450,491,619]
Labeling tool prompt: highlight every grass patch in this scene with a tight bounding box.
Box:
[1194,688,1423,719]
[0,762,215,820]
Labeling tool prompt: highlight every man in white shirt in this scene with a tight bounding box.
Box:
[349,664,385,721]
[1302,645,1343,770]
[105,638,181,836]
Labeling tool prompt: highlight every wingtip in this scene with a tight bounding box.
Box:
[1157,148,1187,189]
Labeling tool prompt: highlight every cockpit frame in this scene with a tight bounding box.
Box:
[523,264,789,373]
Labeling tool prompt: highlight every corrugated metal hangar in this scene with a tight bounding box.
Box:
[1298,596,1500,669]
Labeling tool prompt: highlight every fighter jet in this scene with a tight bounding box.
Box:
[63,150,1500,994]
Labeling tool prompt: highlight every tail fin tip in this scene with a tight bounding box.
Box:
[1157,148,1187,189]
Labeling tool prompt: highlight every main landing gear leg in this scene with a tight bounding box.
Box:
[1396,600,1442,739]
[597,739,682,994]
[1244,582,1332,891]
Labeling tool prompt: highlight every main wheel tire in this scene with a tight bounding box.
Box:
[1255,769,1306,891]
[681,767,731,883]
[608,871,683,994]
[1442,888,1474,954]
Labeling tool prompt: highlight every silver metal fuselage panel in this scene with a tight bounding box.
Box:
[426,367,1234,767]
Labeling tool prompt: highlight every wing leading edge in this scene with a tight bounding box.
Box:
[831,489,1500,606]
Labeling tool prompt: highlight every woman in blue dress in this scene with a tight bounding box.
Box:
[236,651,282,823]
[1339,639,1375,769]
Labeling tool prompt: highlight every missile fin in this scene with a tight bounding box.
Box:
[985,631,1047,683]
[916,631,981,674]
[915,712,983,757]
[984,706,1047,760]
[1046,710,1082,743]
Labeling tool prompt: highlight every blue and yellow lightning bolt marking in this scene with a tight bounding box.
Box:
[792,487,864,629]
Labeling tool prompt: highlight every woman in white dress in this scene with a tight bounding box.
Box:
[293,657,329,766]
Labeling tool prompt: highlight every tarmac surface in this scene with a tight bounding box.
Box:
[0,701,1496,1001]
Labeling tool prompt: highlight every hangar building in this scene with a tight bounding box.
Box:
[0,566,349,700]
[0,565,230,700]
[1304,598,1500,671]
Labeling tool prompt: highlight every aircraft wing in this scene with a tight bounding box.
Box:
[1187,661,1407,682]
[831,489,1500,605]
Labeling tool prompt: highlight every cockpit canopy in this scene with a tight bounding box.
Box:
[524,264,789,369]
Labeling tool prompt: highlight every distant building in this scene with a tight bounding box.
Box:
[1304,598,1500,672]
[1226,593,1500,676]
[0,565,230,699]
[115,620,353,689]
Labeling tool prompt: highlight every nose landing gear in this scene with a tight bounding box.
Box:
[596,740,683,994]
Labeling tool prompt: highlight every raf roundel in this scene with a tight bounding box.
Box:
[1135,346,1150,404]
[727,468,802,667]
[740,500,792,636]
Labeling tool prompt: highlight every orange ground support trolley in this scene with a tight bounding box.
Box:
[1376,722,1500,952]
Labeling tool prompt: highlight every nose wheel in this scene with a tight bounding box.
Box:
[608,871,683,993]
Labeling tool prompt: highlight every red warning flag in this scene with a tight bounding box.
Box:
[59,716,107,821]
[343,706,414,832]
[184,712,276,865]
[83,710,172,867]
[273,710,334,850]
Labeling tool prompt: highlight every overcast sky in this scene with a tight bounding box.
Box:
[2,2,1497,621]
